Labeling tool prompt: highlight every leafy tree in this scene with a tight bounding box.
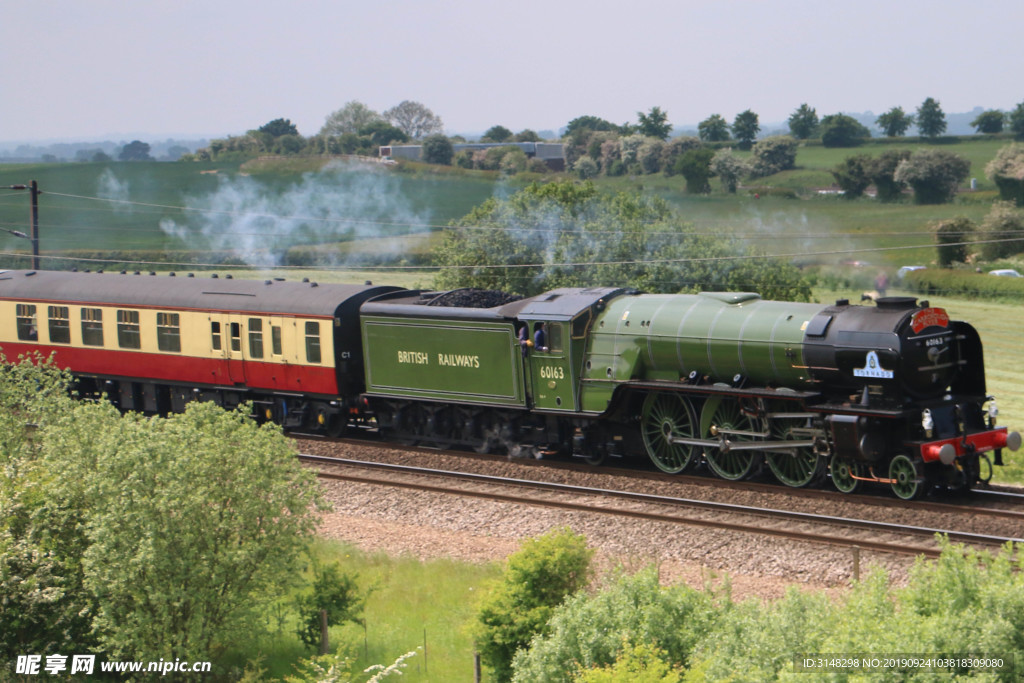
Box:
[819,114,871,147]
[320,101,382,136]
[118,140,152,161]
[971,109,1005,134]
[832,154,873,198]
[53,401,324,662]
[0,358,95,658]
[572,156,599,180]
[710,149,747,193]
[295,562,367,650]
[731,109,760,150]
[514,129,541,142]
[979,201,1024,260]
[1010,101,1024,140]
[637,106,672,140]
[985,143,1024,206]
[636,139,665,174]
[564,115,623,139]
[358,120,409,147]
[659,137,701,176]
[472,528,593,682]
[258,118,299,138]
[697,114,730,142]
[749,135,798,177]
[894,149,970,204]
[876,106,915,137]
[433,180,812,301]
[916,97,947,138]
[483,125,514,143]
[869,149,912,202]
[272,133,303,154]
[933,216,975,265]
[421,134,454,165]
[787,103,818,139]
[383,100,444,139]
[674,148,715,193]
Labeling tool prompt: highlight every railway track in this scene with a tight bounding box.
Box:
[292,434,1024,528]
[299,452,1024,560]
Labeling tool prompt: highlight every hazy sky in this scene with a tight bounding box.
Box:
[3,0,1022,142]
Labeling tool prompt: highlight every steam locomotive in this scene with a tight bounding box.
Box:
[1,268,1018,499]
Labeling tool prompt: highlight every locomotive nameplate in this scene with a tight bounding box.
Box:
[852,351,894,379]
[910,308,949,334]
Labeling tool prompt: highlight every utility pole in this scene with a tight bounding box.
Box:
[7,180,41,269]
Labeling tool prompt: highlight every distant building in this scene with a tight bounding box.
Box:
[379,141,565,171]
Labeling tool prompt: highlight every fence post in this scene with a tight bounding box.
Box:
[474,652,482,683]
[319,609,328,654]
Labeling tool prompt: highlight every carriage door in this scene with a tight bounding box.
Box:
[527,320,574,411]
[225,316,247,384]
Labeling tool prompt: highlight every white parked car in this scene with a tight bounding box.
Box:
[989,269,1022,277]
[897,265,926,279]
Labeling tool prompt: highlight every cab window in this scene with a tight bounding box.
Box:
[547,322,563,353]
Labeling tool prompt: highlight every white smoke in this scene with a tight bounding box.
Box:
[159,161,433,266]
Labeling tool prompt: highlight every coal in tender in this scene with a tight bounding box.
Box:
[426,289,522,308]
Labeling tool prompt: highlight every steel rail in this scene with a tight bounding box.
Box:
[299,453,1023,558]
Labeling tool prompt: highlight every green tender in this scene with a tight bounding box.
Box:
[362,316,526,406]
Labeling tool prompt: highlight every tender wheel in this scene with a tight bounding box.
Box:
[701,397,759,481]
[830,457,863,494]
[641,393,698,474]
[889,454,924,500]
[764,406,824,488]
[473,411,501,454]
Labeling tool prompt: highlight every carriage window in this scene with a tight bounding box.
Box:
[271,326,282,356]
[117,310,141,349]
[81,308,104,346]
[16,304,38,341]
[230,322,241,352]
[248,318,264,359]
[210,321,222,351]
[48,306,71,344]
[305,321,321,364]
[156,312,181,352]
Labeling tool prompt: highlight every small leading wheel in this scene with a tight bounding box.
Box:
[702,396,760,481]
[830,457,863,494]
[641,393,698,474]
[889,454,924,500]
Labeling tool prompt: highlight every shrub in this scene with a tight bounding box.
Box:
[573,155,599,180]
[748,136,798,178]
[710,149,747,193]
[421,135,453,165]
[985,143,1024,207]
[894,149,971,204]
[979,201,1024,261]
[472,528,593,682]
[832,154,873,198]
[933,216,975,266]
